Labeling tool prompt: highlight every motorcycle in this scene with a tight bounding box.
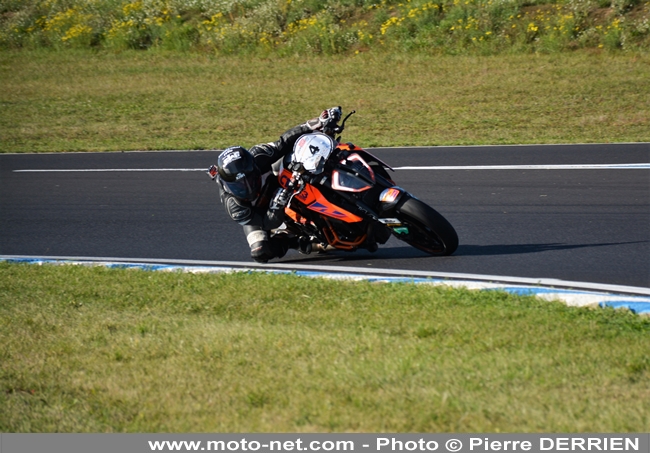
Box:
[270,110,458,257]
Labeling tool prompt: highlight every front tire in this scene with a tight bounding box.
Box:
[396,197,458,256]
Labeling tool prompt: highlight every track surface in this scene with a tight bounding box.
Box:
[1,143,649,288]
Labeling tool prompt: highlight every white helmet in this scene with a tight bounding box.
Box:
[292,132,335,174]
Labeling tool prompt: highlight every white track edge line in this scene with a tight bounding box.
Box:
[12,168,206,172]
[3,142,649,156]
[393,164,650,170]
[2,255,649,297]
[13,163,650,173]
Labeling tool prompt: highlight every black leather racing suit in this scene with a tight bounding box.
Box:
[217,118,323,262]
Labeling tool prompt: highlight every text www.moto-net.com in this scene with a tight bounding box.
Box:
[148,439,444,452]
[148,437,642,452]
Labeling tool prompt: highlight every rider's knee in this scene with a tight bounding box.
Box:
[247,229,270,263]
[250,241,274,263]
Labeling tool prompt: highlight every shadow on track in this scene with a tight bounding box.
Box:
[279,246,428,264]
[279,240,648,263]
[454,241,648,257]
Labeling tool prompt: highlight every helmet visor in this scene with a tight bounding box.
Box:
[222,168,261,201]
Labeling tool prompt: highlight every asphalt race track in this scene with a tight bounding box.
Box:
[1,143,649,289]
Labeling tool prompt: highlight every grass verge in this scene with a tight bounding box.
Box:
[1,50,649,153]
[1,263,649,432]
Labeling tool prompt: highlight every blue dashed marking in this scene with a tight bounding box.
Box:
[600,301,650,314]
[2,256,649,316]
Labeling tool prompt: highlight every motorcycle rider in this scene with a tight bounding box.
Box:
[208,107,342,263]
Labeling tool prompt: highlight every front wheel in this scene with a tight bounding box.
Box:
[396,197,458,256]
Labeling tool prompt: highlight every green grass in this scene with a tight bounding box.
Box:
[1,263,649,432]
[1,50,649,153]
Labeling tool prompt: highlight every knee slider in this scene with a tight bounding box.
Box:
[250,241,274,263]
[247,230,270,262]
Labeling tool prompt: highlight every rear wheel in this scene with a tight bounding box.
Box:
[396,197,458,256]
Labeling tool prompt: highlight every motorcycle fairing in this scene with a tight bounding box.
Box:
[279,168,363,223]
[336,143,395,172]
[331,153,375,193]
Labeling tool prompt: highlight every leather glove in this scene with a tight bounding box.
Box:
[319,106,342,127]
[207,164,218,180]
[270,188,291,211]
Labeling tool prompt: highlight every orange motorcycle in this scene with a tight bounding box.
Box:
[272,110,458,256]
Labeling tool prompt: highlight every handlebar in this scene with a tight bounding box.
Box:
[281,108,356,203]
[334,110,356,134]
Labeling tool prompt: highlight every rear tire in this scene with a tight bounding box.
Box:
[396,197,458,256]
